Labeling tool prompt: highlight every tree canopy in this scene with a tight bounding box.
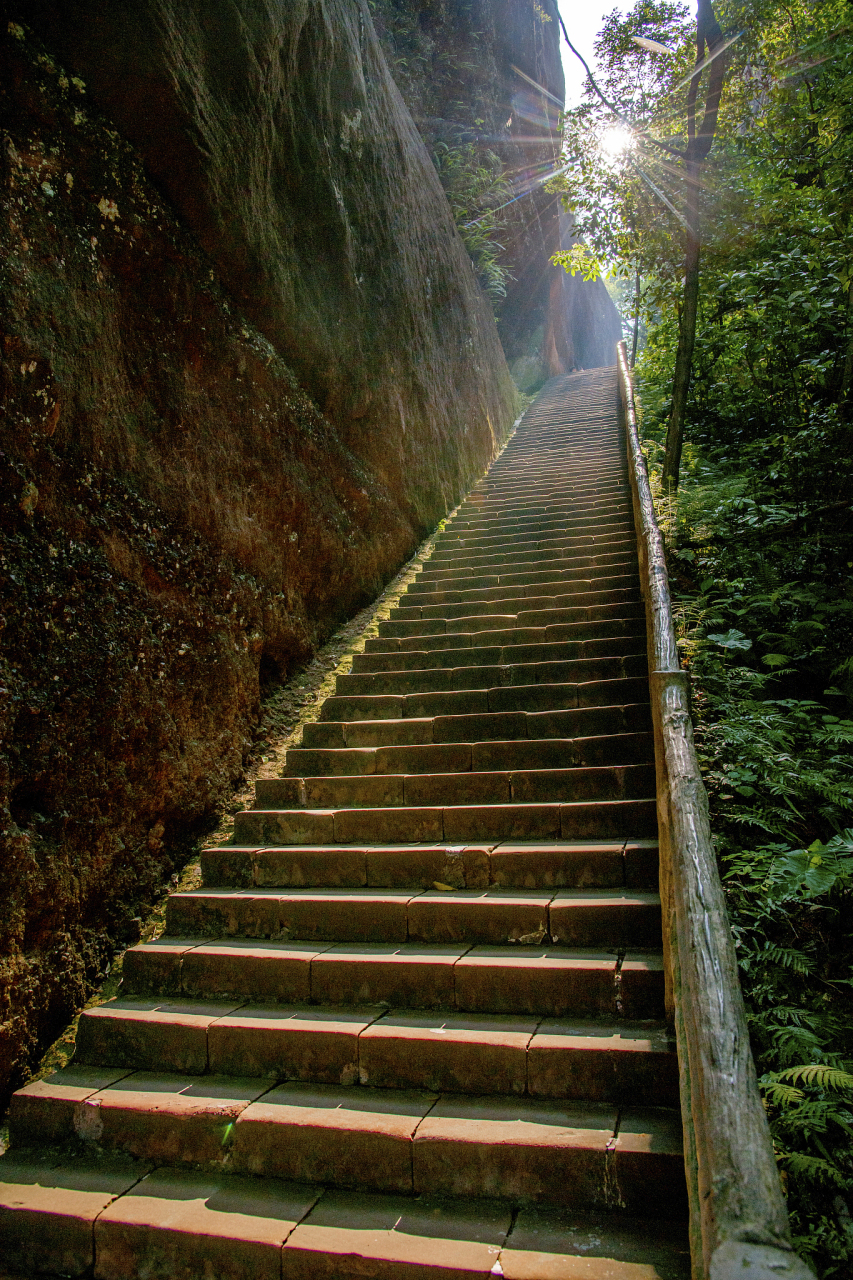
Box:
[555,1,853,1271]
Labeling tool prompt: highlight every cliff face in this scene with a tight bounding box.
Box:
[372,0,623,386]
[0,6,517,1104]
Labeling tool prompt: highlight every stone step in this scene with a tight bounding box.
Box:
[440,510,633,538]
[364,616,644,654]
[379,601,646,638]
[451,483,628,508]
[160,886,662,949]
[95,944,665,1019]
[200,838,659,892]
[0,1163,690,1280]
[444,488,631,511]
[352,636,646,673]
[413,558,638,589]
[439,514,634,542]
[10,1013,676,1111]
[416,555,638,588]
[319,677,650,723]
[428,534,637,569]
[390,586,641,623]
[403,571,640,605]
[231,797,657,846]
[334,654,647,697]
[255,762,656,811]
[2,1071,685,1212]
[432,523,635,555]
[284,731,653,779]
[302,702,652,750]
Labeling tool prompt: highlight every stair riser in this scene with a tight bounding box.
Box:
[366,616,644,653]
[432,528,635,556]
[162,891,661,949]
[379,603,646,638]
[200,841,659,892]
[12,1024,675,1116]
[429,532,636,561]
[318,676,650,722]
[391,588,641,623]
[415,556,639,588]
[334,655,647,697]
[257,763,655,810]
[427,542,637,574]
[106,947,666,1020]
[11,1099,683,1217]
[303,702,652,749]
[352,638,646,672]
[231,798,657,846]
[284,732,654,778]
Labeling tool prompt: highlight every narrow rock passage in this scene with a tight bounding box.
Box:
[0,368,690,1278]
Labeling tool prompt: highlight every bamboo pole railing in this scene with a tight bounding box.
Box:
[616,342,814,1280]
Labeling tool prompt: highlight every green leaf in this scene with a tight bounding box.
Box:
[762,654,790,668]
[706,629,752,651]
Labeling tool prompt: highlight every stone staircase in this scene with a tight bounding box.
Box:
[0,368,690,1279]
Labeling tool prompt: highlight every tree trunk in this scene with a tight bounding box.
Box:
[660,0,726,494]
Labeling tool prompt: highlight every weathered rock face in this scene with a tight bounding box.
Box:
[0,6,517,1105]
[371,0,623,386]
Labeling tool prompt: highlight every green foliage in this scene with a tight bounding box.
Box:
[568,0,853,1269]
[551,243,603,281]
[640,441,853,1273]
[432,141,514,302]
[369,1,519,311]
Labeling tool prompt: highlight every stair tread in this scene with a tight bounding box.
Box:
[0,1159,690,1278]
[6,1070,682,1203]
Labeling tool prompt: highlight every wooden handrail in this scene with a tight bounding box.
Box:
[616,343,814,1280]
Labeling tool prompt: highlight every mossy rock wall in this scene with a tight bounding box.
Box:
[0,3,518,1105]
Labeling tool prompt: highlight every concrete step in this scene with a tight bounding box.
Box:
[231,797,657,845]
[427,535,637,570]
[389,586,642,623]
[432,524,635,555]
[301,702,652,749]
[367,616,645,654]
[284,731,654,778]
[160,885,662,949]
[415,558,639,591]
[402,572,641,608]
[200,839,659,892]
[317,676,650,722]
[351,636,646,673]
[334,654,647,696]
[254,762,656,810]
[9,1013,676,1110]
[412,558,639,590]
[439,516,634,543]
[109,943,665,1018]
[379,601,646,638]
[2,1072,685,1210]
[365,616,645,654]
[0,1162,690,1280]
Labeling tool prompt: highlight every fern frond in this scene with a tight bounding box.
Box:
[776,1064,853,1091]
[761,1081,804,1105]
[778,1150,847,1187]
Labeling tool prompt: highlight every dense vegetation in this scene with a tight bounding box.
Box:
[556,0,853,1271]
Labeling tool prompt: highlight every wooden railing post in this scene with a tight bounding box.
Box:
[615,342,814,1280]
